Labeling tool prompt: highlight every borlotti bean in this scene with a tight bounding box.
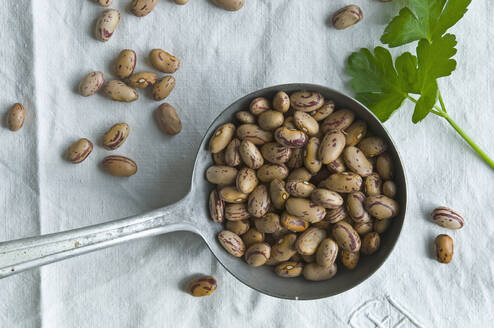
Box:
[152,76,175,100]
[174,0,189,4]
[67,138,93,163]
[332,5,363,30]
[79,72,104,96]
[187,276,217,297]
[101,155,137,176]
[149,49,180,74]
[435,234,454,264]
[130,0,158,17]
[103,80,138,102]
[97,0,112,7]
[213,0,246,11]
[155,103,182,135]
[128,72,158,89]
[114,49,136,79]
[103,122,130,150]
[205,90,399,281]
[431,207,464,230]
[7,103,25,131]
[95,9,120,42]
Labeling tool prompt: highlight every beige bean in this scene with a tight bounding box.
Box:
[130,0,158,17]
[346,192,370,223]
[174,0,189,4]
[382,180,396,198]
[319,131,346,164]
[258,110,284,131]
[343,146,373,177]
[303,137,322,174]
[303,263,337,281]
[225,138,241,167]
[101,155,137,177]
[285,198,326,223]
[236,124,273,145]
[103,122,130,150]
[242,228,264,247]
[316,238,338,268]
[271,234,297,262]
[327,157,346,173]
[212,151,226,165]
[431,207,464,230]
[354,220,373,235]
[235,111,256,124]
[261,142,292,164]
[249,97,270,115]
[376,153,394,180]
[285,180,315,198]
[210,123,235,153]
[287,148,304,169]
[345,120,367,146]
[275,261,303,278]
[212,0,245,11]
[332,5,363,29]
[255,213,281,234]
[236,167,258,194]
[239,140,264,169]
[310,100,334,121]
[219,186,248,203]
[290,91,324,112]
[321,109,355,134]
[155,103,182,135]
[341,250,359,270]
[149,49,180,74]
[67,138,93,163]
[332,221,361,252]
[274,127,308,148]
[187,276,217,297]
[257,163,289,183]
[7,103,25,131]
[435,234,453,264]
[287,167,311,182]
[209,190,224,223]
[224,203,250,221]
[152,76,175,100]
[358,137,388,157]
[206,165,238,185]
[320,172,362,193]
[280,212,309,232]
[310,188,343,209]
[128,72,158,89]
[245,242,271,266]
[365,195,399,219]
[301,254,316,263]
[373,218,391,233]
[272,91,290,113]
[269,179,289,210]
[218,230,245,257]
[282,116,297,130]
[296,227,327,255]
[95,9,120,42]
[364,173,382,196]
[103,80,138,102]
[79,72,104,96]
[294,111,319,136]
[226,219,250,235]
[97,0,112,7]
[248,185,271,217]
[325,206,347,223]
[361,232,380,255]
[114,49,136,79]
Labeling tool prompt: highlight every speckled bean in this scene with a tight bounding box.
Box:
[373,218,391,233]
[248,185,271,217]
[361,232,380,255]
[187,276,217,297]
[103,122,130,150]
[358,137,388,157]
[79,72,104,96]
[235,167,258,194]
[310,188,343,209]
[287,148,304,169]
[303,137,322,174]
[206,165,238,185]
[155,103,182,135]
[152,76,175,100]
[239,140,264,169]
[319,131,346,164]
[345,120,367,146]
[219,186,248,203]
[257,163,289,183]
[224,203,250,221]
[341,250,359,270]
[213,0,245,11]
[7,103,25,131]
[258,110,284,131]
[272,91,290,113]
[224,138,241,167]
[261,142,292,164]
[365,195,399,220]
[325,206,347,223]
[274,127,308,148]
[315,238,338,268]
[319,172,362,193]
[242,228,264,247]
[332,5,363,30]
[128,72,158,89]
[103,80,138,102]
[294,111,319,136]
[236,124,273,145]
[382,180,396,198]
[226,219,250,235]
[249,97,270,115]
[209,123,235,153]
[332,221,361,252]
[364,173,382,196]
[435,234,453,264]
[271,234,297,262]
[296,227,327,255]
[280,212,310,232]
[431,207,464,230]
[245,242,271,266]
[346,192,370,223]
[327,157,346,173]
[275,261,303,278]
[290,91,324,112]
[67,138,93,163]
[101,155,137,177]
[303,263,337,281]
[130,0,158,17]
[114,49,136,79]
[321,109,355,134]
[343,146,373,177]
[149,49,180,74]
[310,100,334,121]
[285,180,315,198]
[95,9,120,42]
[286,198,326,223]
[235,111,256,124]
[269,179,289,210]
[218,230,245,257]
[209,190,224,223]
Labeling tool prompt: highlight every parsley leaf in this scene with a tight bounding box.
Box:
[381,0,471,47]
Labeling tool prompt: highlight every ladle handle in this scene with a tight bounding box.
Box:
[0,197,195,278]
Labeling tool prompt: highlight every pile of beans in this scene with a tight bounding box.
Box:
[206,90,400,281]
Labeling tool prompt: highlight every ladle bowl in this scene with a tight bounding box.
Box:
[0,83,407,300]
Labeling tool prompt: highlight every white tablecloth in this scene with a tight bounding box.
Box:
[1,1,493,327]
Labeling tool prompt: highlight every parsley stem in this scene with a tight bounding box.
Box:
[438,92,447,113]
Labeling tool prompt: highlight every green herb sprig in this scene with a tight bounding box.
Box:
[345,0,494,169]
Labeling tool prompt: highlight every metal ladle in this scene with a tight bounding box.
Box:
[0,84,407,300]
